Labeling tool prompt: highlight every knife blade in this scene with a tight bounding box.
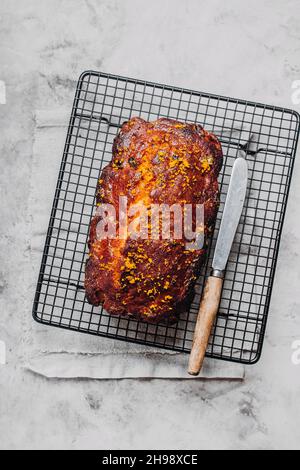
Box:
[188,155,248,376]
[212,156,248,275]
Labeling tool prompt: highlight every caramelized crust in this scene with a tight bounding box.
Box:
[85,117,223,323]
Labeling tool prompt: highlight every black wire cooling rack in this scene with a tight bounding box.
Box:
[32,71,300,364]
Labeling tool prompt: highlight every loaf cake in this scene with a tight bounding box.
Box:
[85,117,223,323]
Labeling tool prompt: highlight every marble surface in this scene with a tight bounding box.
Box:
[1,0,300,450]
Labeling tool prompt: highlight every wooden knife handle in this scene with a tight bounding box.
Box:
[188,275,224,376]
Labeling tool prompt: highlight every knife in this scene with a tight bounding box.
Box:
[188,154,248,375]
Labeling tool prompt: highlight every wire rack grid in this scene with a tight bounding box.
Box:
[32,71,300,364]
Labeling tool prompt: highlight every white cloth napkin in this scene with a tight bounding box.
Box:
[26,109,245,380]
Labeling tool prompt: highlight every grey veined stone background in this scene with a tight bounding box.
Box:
[1,0,300,450]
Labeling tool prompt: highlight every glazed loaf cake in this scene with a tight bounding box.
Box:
[85,117,223,323]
